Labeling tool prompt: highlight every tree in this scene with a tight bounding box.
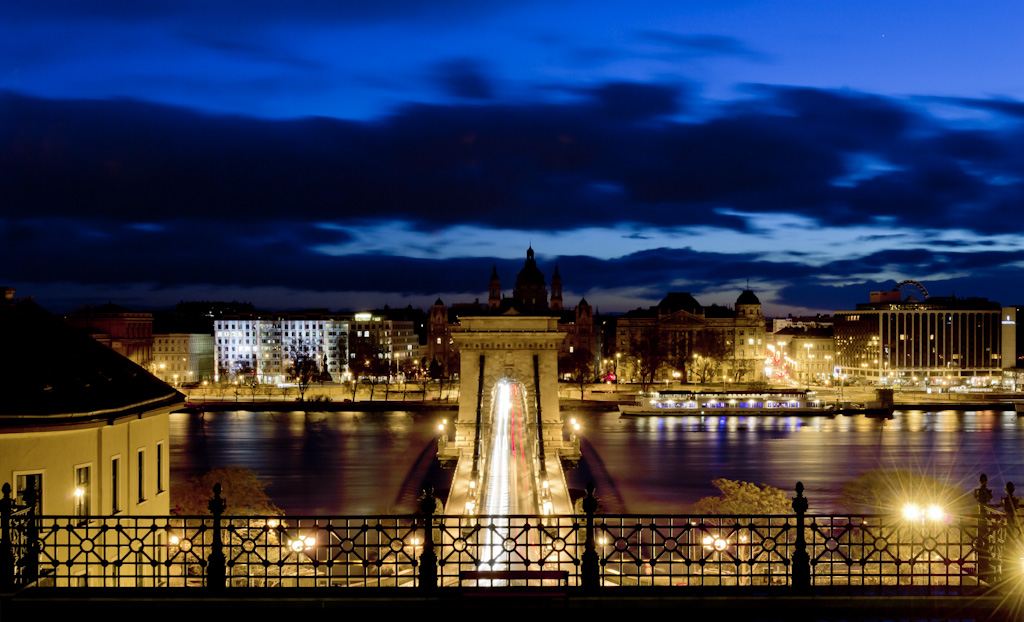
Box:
[349,338,390,401]
[172,466,283,516]
[288,341,321,401]
[625,326,666,393]
[838,469,971,516]
[693,479,793,515]
[559,346,594,400]
[692,330,728,384]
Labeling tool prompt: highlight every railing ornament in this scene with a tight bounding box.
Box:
[1,483,12,590]
[581,483,599,590]
[791,481,810,593]
[975,473,994,584]
[419,486,438,590]
[207,483,227,589]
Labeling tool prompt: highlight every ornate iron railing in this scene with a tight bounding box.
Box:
[2,479,1021,592]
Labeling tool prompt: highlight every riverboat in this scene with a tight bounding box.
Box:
[618,389,834,416]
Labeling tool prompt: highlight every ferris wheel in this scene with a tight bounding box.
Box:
[896,280,929,302]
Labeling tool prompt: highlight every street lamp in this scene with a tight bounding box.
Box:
[902,503,946,524]
[615,353,621,386]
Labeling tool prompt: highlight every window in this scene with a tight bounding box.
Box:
[16,472,43,514]
[74,465,91,517]
[137,449,146,503]
[111,457,121,513]
[157,443,164,494]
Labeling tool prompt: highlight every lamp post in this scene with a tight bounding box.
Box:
[615,353,621,386]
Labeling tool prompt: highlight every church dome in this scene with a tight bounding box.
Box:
[515,246,545,288]
[736,289,760,305]
[511,246,550,314]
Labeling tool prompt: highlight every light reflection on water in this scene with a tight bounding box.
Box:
[171,409,1024,515]
[169,410,450,515]
[564,408,1024,514]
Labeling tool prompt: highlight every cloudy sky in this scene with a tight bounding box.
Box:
[3,1,1024,315]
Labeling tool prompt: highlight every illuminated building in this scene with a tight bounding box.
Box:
[834,290,1005,385]
[615,290,767,383]
[151,333,214,385]
[427,247,599,375]
[214,313,350,384]
[770,326,835,386]
[348,311,420,371]
[1,288,178,518]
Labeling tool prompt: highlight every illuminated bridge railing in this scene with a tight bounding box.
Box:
[1,480,1021,592]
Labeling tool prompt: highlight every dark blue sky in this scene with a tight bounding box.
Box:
[3,1,1024,314]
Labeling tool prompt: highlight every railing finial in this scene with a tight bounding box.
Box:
[791,481,810,594]
[581,482,599,590]
[207,483,226,589]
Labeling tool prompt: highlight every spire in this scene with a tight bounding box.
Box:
[488,265,501,311]
[550,263,563,311]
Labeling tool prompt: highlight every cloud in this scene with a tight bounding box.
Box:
[635,30,764,60]
[590,82,681,119]
[6,86,1024,235]
[921,96,1024,120]
[2,1,505,26]
[433,59,495,100]
[5,86,1024,314]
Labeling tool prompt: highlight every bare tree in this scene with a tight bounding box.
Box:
[288,341,321,401]
[625,326,666,393]
[350,339,390,401]
[559,346,595,400]
[692,330,728,384]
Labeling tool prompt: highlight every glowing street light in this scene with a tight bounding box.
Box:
[902,503,946,524]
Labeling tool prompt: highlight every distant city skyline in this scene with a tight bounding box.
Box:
[4,2,1024,315]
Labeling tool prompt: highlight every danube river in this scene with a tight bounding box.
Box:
[169,408,1024,515]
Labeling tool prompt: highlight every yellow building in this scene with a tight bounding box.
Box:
[2,290,181,518]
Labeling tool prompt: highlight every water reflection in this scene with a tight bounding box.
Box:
[564,408,1024,515]
[171,408,1024,516]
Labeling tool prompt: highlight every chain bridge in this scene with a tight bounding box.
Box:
[437,314,579,516]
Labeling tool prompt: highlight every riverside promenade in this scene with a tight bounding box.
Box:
[177,381,1022,413]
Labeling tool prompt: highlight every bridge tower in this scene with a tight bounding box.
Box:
[440,314,576,515]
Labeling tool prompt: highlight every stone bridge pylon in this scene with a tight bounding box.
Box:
[439,314,578,515]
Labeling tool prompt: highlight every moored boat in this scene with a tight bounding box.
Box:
[618,389,834,416]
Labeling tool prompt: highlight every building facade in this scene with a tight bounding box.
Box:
[615,290,767,383]
[834,294,1004,385]
[214,313,350,384]
[769,326,835,386]
[152,333,215,385]
[3,290,179,519]
[348,311,421,375]
[65,303,154,368]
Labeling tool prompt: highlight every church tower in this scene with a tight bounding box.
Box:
[488,266,501,311]
[511,246,548,314]
[550,265,563,311]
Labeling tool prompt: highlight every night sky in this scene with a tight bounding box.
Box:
[4,1,1024,315]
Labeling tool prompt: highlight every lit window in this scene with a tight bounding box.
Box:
[74,465,91,518]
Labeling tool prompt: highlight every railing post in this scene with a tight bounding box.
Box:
[581,483,599,590]
[21,487,38,586]
[207,483,227,590]
[791,481,810,594]
[419,486,438,590]
[1002,482,1018,526]
[974,473,994,584]
[1,483,12,591]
